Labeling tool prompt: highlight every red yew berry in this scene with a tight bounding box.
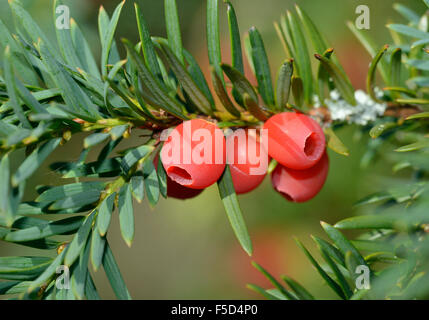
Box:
[164,180,204,199]
[263,112,326,170]
[160,119,226,189]
[226,130,268,194]
[271,152,329,203]
[154,155,203,200]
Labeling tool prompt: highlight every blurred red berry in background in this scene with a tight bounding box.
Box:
[228,228,296,291]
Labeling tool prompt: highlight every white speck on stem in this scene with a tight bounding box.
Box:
[319,89,387,126]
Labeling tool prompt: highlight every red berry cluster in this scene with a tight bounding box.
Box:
[264,112,329,203]
[160,112,328,202]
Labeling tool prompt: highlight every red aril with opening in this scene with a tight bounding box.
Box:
[154,155,204,200]
[263,112,326,170]
[161,119,226,190]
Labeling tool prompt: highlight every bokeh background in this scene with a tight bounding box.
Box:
[0,0,426,299]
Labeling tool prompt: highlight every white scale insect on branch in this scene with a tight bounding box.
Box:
[314,89,387,126]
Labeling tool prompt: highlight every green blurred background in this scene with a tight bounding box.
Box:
[0,0,426,299]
